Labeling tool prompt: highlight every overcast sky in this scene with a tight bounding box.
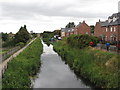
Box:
[0,0,119,33]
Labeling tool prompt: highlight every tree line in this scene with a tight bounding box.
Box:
[1,25,37,48]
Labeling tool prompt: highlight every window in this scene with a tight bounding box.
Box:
[86,32,88,34]
[110,36,113,42]
[111,27,112,32]
[106,28,108,32]
[114,27,116,32]
[105,36,107,41]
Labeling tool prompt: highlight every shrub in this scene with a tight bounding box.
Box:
[67,34,98,49]
[16,42,25,48]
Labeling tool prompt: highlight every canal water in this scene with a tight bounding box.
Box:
[33,41,92,88]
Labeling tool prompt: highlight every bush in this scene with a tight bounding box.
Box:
[16,42,25,48]
[14,25,30,44]
[2,40,15,48]
[67,34,98,49]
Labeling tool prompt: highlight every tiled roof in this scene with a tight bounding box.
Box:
[100,12,120,27]
[100,21,109,26]
[75,22,81,28]
[61,28,74,32]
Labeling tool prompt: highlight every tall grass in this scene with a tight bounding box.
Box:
[2,38,43,88]
[53,38,119,88]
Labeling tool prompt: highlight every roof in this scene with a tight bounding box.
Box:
[75,22,81,28]
[100,12,120,27]
[61,28,74,32]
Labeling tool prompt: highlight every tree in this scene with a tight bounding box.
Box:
[65,22,75,28]
[14,25,30,44]
[67,34,98,49]
[2,32,8,42]
[53,30,61,36]
[90,25,95,34]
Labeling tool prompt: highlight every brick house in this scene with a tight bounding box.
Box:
[61,21,91,37]
[74,21,91,35]
[94,12,120,43]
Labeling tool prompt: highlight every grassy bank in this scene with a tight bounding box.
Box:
[2,38,43,88]
[53,38,119,89]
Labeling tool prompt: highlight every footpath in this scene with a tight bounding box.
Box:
[0,38,36,78]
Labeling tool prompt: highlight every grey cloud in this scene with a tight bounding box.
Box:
[0,1,109,20]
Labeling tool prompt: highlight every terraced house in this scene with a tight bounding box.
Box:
[74,21,91,35]
[61,21,91,37]
[94,12,120,43]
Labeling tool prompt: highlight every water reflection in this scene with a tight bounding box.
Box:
[33,41,92,88]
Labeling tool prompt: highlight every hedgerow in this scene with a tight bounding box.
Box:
[67,34,98,49]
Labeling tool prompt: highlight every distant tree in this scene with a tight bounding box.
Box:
[2,32,8,42]
[32,33,37,37]
[65,22,75,28]
[53,30,61,36]
[90,25,95,34]
[14,25,30,44]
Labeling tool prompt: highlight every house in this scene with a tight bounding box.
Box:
[74,21,91,35]
[94,12,120,43]
[61,21,91,37]
[61,28,66,37]
[61,28,74,37]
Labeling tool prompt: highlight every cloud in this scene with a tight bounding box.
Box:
[0,0,119,33]
[0,0,117,20]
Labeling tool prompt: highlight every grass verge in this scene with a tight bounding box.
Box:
[2,38,43,88]
[53,38,119,89]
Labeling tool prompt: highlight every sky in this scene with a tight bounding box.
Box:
[0,0,119,33]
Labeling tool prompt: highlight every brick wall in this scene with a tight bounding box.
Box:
[76,21,91,35]
[94,22,120,42]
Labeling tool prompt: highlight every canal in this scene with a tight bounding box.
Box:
[33,41,92,88]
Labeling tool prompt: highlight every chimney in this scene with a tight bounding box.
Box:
[83,20,85,23]
[99,19,101,22]
[79,22,81,24]
[24,25,26,29]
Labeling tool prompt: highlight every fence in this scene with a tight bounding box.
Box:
[0,46,21,63]
[96,44,118,53]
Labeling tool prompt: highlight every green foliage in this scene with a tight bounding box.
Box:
[53,30,61,36]
[31,33,37,38]
[67,34,98,49]
[41,31,54,45]
[1,32,9,42]
[65,22,75,28]
[90,25,95,33]
[2,39,15,48]
[53,39,119,88]
[14,25,30,44]
[42,31,54,38]
[2,38,43,88]
[16,42,25,48]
